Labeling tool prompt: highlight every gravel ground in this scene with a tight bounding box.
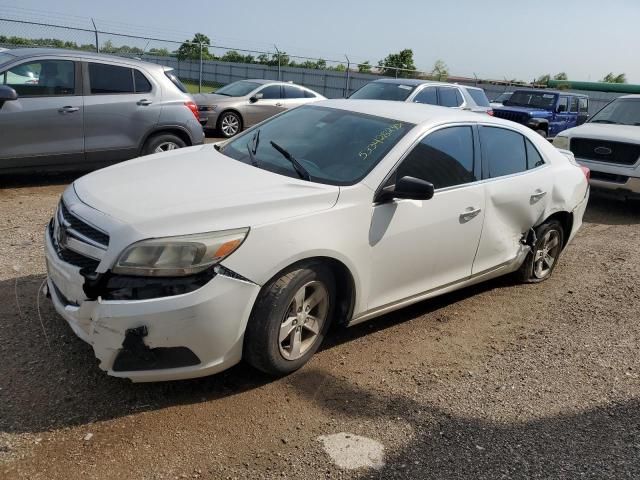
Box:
[0,171,639,479]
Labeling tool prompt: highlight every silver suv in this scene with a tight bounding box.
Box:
[0,48,204,173]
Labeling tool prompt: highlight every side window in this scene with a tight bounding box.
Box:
[259,85,282,99]
[396,126,476,189]
[578,98,588,113]
[89,63,134,94]
[304,89,316,98]
[413,86,437,105]
[438,87,463,107]
[557,96,569,113]
[2,60,75,96]
[134,69,152,93]
[569,97,579,113]
[525,139,545,169]
[283,85,305,99]
[480,126,527,178]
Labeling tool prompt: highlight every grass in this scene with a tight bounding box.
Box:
[182,80,221,94]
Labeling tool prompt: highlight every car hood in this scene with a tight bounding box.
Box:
[73,145,340,237]
[495,105,551,116]
[561,123,640,142]
[191,93,244,105]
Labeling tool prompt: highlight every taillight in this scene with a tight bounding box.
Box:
[486,109,494,116]
[580,166,590,181]
[184,101,199,120]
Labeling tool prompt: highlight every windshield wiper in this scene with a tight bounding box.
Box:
[246,130,260,167]
[215,92,231,96]
[270,141,310,181]
[591,119,618,124]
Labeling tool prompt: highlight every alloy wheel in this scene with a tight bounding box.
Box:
[221,114,240,136]
[533,229,561,279]
[154,141,179,153]
[279,281,329,361]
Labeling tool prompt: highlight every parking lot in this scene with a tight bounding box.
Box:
[1,168,639,479]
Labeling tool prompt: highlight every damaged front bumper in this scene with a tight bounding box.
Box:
[44,229,261,382]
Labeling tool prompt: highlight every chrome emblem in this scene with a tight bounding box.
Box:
[594,146,612,155]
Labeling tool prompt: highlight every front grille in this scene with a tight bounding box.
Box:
[59,202,110,247]
[590,171,629,184]
[493,110,530,124]
[570,138,640,166]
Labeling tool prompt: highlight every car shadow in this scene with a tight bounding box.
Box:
[289,369,640,478]
[0,271,516,435]
[584,193,640,226]
[0,172,83,189]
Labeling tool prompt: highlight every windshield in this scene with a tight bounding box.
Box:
[504,91,557,109]
[589,98,640,126]
[215,80,262,97]
[467,88,490,107]
[349,82,416,101]
[0,52,16,68]
[493,92,512,103]
[221,105,413,185]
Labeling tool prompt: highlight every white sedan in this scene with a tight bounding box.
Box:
[44,100,589,382]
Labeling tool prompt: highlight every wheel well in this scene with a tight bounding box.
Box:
[263,257,356,327]
[141,128,192,153]
[546,211,573,248]
[217,109,244,129]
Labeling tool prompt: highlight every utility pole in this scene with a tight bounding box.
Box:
[344,55,351,98]
[274,44,281,81]
[199,42,203,93]
[91,18,99,53]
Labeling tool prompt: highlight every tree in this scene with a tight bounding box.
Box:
[147,47,171,57]
[333,64,346,72]
[220,50,255,64]
[177,33,214,61]
[535,74,551,84]
[431,59,449,81]
[553,72,568,80]
[601,72,627,83]
[358,61,372,73]
[378,49,416,77]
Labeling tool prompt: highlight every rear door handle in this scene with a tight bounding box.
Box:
[530,190,547,202]
[459,207,482,222]
[137,99,153,106]
[58,106,79,113]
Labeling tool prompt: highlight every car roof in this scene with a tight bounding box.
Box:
[618,94,640,100]
[2,48,166,69]
[512,88,588,97]
[371,78,465,88]
[314,99,511,126]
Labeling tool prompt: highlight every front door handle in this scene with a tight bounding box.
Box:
[137,99,153,106]
[530,189,547,202]
[275,102,283,107]
[58,106,79,113]
[459,207,482,222]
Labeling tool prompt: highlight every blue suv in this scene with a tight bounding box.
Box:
[493,89,589,138]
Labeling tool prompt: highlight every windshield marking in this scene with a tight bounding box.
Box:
[359,123,404,160]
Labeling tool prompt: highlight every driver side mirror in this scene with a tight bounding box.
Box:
[0,85,18,109]
[557,104,567,113]
[376,176,435,203]
[249,92,264,104]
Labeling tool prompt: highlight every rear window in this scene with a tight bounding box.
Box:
[164,70,188,93]
[466,88,490,107]
[350,82,416,101]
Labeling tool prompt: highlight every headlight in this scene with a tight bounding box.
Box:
[113,228,249,277]
[198,105,217,112]
[553,136,570,150]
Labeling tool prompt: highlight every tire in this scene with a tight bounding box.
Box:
[142,133,187,155]
[244,263,336,375]
[536,129,548,139]
[517,219,564,283]
[217,111,242,138]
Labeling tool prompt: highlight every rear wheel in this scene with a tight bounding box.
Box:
[517,219,564,283]
[142,133,187,155]
[244,263,335,375]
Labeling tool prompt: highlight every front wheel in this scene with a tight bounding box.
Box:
[244,263,335,375]
[218,111,242,138]
[517,219,564,283]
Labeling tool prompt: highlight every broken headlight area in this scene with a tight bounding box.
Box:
[81,266,217,301]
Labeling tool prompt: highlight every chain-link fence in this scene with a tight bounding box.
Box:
[1,15,520,99]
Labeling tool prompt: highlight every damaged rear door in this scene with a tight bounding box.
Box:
[472,125,554,274]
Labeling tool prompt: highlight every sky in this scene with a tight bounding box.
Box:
[2,0,640,82]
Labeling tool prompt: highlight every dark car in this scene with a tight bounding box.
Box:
[492,90,589,138]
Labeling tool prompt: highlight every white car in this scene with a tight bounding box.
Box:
[553,94,640,199]
[45,100,589,382]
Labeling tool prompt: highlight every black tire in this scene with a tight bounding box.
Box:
[142,133,187,156]
[217,111,242,138]
[536,129,548,139]
[244,263,335,375]
[517,219,564,283]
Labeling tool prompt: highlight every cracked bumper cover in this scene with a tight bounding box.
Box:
[44,228,261,382]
